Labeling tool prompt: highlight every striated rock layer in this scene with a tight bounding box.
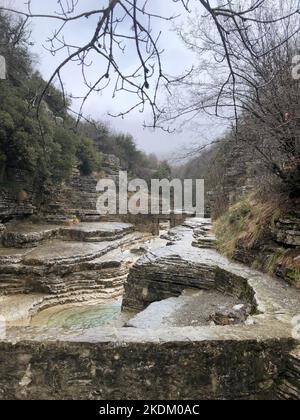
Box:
[0,222,152,314]
[0,153,123,224]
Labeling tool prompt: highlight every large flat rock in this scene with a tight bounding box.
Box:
[22,240,116,266]
[126,289,245,329]
[1,221,135,248]
[60,222,135,242]
[1,223,61,248]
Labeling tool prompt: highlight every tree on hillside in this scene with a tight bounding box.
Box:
[78,120,167,180]
[0,11,32,84]
[0,11,102,191]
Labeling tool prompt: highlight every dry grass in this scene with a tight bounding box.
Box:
[214,193,300,284]
[214,194,282,258]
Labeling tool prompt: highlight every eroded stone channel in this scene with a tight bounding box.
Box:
[0,218,300,399]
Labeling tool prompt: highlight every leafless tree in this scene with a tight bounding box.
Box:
[1,0,299,129]
[164,0,300,191]
[165,0,300,125]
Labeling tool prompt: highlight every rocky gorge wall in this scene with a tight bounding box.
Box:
[0,154,174,238]
[204,139,300,289]
[250,225,299,288]
[0,154,122,225]
[0,189,36,224]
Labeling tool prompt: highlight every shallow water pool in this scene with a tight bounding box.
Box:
[30,299,129,330]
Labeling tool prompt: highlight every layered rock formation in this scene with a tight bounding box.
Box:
[0,222,152,315]
[0,189,35,223]
[206,142,266,216]
[0,326,295,400]
[0,153,122,224]
[123,220,257,311]
[231,212,300,288]
[42,170,102,223]
[274,217,300,247]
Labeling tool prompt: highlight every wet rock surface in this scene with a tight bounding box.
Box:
[209,303,252,326]
[274,218,300,247]
[0,217,300,400]
[126,289,247,328]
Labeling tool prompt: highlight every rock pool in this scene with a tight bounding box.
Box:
[29,299,131,330]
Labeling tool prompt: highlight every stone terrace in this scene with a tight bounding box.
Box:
[0,222,153,317]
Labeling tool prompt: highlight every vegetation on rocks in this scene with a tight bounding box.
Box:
[79,122,171,181]
[214,195,281,259]
[214,194,300,287]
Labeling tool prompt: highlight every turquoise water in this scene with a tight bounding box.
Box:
[31,300,123,329]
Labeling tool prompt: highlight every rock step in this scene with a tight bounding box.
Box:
[0,287,27,296]
[0,278,28,295]
[41,278,126,294]
[1,226,61,248]
[82,234,126,243]
[79,216,101,222]
[30,287,124,312]
[1,222,136,249]
[277,348,300,400]
[46,285,124,297]
[192,237,216,249]
[192,226,216,249]
[38,286,124,302]
[21,238,133,267]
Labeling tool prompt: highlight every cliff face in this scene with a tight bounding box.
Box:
[0,189,36,223]
[0,154,122,225]
[207,141,268,218]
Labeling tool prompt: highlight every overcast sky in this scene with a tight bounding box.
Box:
[1,0,226,158]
